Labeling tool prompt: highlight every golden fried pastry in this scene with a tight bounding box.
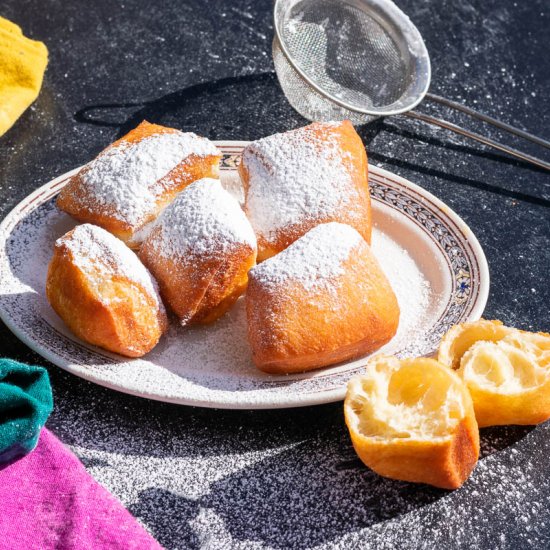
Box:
[344,356,480,490]
[57,120,221,248]
[439,320,550,426]
[139,178,257,326]
[46,224,168,357]
[246,222,399,373]
[438,319,513,370]
[239,120,371,262]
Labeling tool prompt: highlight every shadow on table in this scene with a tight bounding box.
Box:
[128,489,201,549]
[360,121,549,175]
[44,365,538,548]
[73,72,549,211]
[74,72,287,140]
[361,133,550,209]
[73,71,385,145]
[128,441,445,549]
[478,424,535,459]
[125,419,535,550]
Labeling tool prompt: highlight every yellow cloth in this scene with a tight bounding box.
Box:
[0,16,48,136]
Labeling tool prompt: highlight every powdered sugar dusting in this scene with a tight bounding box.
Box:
[50,382,547,549]
[372,231,432,357]
[250,222,362,292]
[0,153,480,409]
[2,148,519,550]
[242,122,359,241]
[144,178,256,260]
[57,223,162,307]
[36,213,435,405]
[77,131,219,226]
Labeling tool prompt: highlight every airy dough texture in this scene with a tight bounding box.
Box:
[344,356,479,490]
[438,319,512,370]
[439,320,550,426]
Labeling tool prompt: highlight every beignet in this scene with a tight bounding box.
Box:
[239,120,371,261]
[246,222,399,373]
[439,320,550,427]
[345,356,479,490]
[57,120,221,248]
[46,224,168,357]
[139,178,257,326]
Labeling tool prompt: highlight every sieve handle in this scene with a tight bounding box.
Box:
[404,110,550,171]
[424,93,550,150]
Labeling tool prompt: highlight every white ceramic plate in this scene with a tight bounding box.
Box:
[0,142,489,409]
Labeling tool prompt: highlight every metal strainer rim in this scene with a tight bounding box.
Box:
[273,0,432,117]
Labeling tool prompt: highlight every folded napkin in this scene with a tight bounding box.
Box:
[0,428,163,549]
[0,357,162,549]
[0,358,53,464]
[0,16,48,136]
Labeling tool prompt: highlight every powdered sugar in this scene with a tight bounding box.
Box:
[0,152,480,409]
[1,149,514,549]
[242,123,360,241]
[57,223,162,307]
[31,208,435,406]
[372,231,432,357]
[250,222,362,292]
[144,178,256,259]
[77,131,219,227]
[54,397,547,550]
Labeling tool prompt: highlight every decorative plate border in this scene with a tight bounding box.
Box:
[0,142,489,408]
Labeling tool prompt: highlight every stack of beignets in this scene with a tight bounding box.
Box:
[46,224,168,357]
[246,222,399,373]
[49,119,402,369]
[57,120,220,248]
[139,178,257,326]
[239,120,371,261]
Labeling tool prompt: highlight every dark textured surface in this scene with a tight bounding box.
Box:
[0,0,549,548]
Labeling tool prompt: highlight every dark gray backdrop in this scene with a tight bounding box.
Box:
[1,1,549,548]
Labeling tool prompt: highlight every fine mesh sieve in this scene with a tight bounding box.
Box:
[273,0,550,170]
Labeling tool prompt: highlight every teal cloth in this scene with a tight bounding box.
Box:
[0,358,53,464]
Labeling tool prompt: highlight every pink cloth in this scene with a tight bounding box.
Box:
[0,428,162,549]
